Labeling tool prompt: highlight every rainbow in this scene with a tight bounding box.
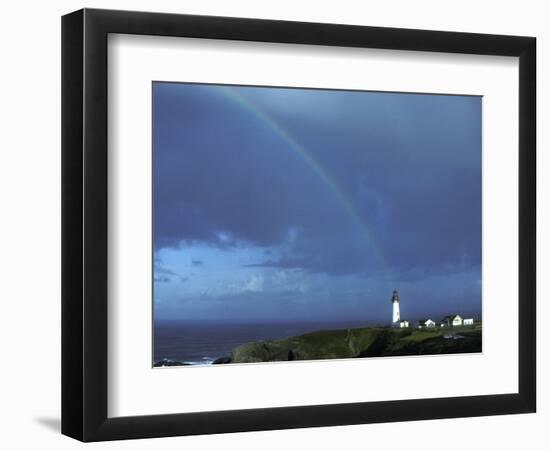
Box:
[217,86,386,268]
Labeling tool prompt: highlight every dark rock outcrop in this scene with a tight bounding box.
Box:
[212,356,232,364]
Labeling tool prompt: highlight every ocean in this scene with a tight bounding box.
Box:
[153,319,376,365]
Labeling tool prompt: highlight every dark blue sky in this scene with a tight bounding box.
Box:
[153,82,481,324]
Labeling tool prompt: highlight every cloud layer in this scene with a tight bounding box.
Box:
[153,83,482,322]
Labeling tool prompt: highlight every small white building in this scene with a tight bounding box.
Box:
[399,320,409,328]
[442,314,464,327]
[463,318,474,326]
[418,319,436,328]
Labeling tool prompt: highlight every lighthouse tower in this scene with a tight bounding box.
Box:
[391,289,400,326]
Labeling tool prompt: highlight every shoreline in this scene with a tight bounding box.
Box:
[154,323,482,367]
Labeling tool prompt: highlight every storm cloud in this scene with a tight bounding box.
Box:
[152,83,481,322]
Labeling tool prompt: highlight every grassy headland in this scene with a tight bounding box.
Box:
[214,324,482,364]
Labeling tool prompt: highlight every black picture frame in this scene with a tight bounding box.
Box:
[61,8,536,442]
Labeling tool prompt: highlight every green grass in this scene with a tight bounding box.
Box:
[227,324,482,364]
[400,329,444,342]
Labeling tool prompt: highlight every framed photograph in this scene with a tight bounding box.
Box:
[61,8,536,441]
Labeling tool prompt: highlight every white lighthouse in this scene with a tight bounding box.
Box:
[391,289,400,326]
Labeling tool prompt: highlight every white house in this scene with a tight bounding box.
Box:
[463,318,474,326]
[442,314,463,327]
[399,320,409,328]
[418,319,436,328]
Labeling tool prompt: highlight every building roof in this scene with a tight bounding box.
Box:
[417,319,434,324]
[442,314,462,321]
